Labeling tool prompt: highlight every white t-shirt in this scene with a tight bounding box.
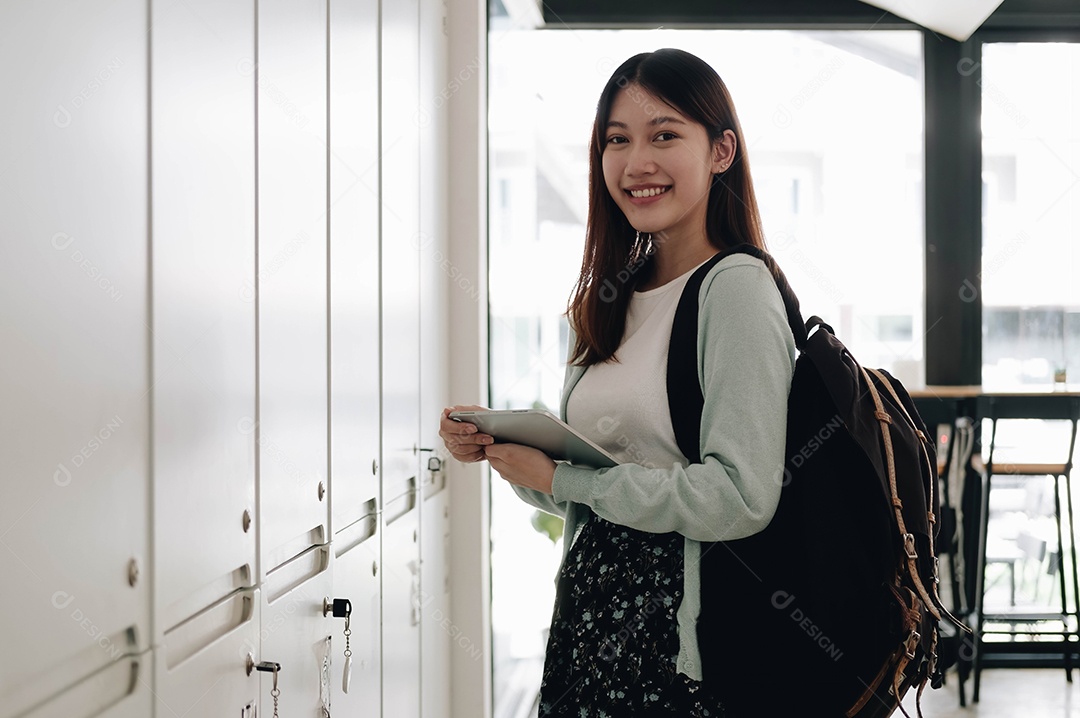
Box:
[566,259,708,470]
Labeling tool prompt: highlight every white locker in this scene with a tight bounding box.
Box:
[381,0,422,511]
[0,1,150,714]
[381,510,423,718]
[381,0,423,712]
[420,485,453,718]
[327,2,383,712]
[259,562,334,717]
[149,0,259,642]
[257,0,331,575]
[419,0,453,714]
[153,589,261,718]
[329,521,383,714]
[329,0,381,535]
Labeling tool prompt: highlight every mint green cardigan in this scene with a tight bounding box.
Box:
[511,253,797,681]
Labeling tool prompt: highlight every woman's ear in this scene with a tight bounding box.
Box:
[711,129,737,174]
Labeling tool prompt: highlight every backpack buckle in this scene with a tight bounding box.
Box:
[904,533,918,560]
[905,630,921,660]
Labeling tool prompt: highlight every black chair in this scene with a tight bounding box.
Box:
[913,397,970,612]
[912,394,974,705]
[972,395,1080,702]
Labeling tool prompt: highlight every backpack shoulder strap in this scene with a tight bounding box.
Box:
[667,253,726,464]
[666,244,807,465]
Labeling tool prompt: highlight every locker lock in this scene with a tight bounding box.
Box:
[255,662,282,718]
[418,446,442,472]
[322,597,352,619]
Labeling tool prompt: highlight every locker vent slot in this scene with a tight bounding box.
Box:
[266,524,326,572]
[384,476,417,525]
[163,589,254,669]
[162,564,252,632]
[19,652,139,718]
[9,625,138,717]
[334,499,378,557]
[265,543,329,604]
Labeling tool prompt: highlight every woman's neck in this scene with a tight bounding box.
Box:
[639,234,717,291]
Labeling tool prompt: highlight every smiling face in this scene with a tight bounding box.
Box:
[601,84,729,247]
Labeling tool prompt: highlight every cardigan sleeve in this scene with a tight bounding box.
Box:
[510,483,569,517]
[549,257,795,542]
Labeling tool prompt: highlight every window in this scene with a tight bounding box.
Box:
[980,42,1080,389]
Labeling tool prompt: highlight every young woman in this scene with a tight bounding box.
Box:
[439,48,796,716]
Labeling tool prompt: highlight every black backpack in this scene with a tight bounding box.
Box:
[667,244,968,717]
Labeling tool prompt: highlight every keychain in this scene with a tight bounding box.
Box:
[255,661,282,718]
[323,597,353,694]
[319,635,333,717]
[342,612,353,693]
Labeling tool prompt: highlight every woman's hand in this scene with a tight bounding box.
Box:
[439,405,494,463]
[439,405,557,494]
[484,443,556,495]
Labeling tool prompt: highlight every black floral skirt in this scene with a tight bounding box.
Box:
[537,513,729,717]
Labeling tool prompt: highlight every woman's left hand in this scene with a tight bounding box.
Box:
[484,443,557,495]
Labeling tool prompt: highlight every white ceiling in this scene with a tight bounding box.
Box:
[858,0,1007,41]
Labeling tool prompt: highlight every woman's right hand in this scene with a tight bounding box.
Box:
[439,405,495,463]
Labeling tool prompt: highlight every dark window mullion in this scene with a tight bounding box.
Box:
[924,31,983,385]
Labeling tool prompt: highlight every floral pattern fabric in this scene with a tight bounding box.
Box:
[538,513,730,717]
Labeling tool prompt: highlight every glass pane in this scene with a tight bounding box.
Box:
[981,42,1080,389]
[488,26,924,717]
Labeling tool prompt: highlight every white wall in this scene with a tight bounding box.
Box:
[0,0,490,716]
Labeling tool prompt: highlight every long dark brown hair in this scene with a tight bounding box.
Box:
[567,48,767,367]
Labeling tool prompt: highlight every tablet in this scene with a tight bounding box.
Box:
[449,409,619,468]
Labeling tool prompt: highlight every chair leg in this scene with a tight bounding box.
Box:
[973,470,993,703]
[1065,471,1080,674]
[957,657,968,707]
[1053,474,1073,682]
[949,548,964,618]
[949,544,969,708]
[1009,562,1016,607]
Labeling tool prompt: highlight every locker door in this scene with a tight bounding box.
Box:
[420,484,453,718]
[257,0,330,576]
[149,0,258,647]
[328,0,382,712]
[381,0,423,715]
[329,520,382,714]
[419,0,453,714]
[328,0,380,539]
[381,510,422,718]
[380,0,421,513]
[259,563,334,717]
[153,590,261,718]
[0,2,150,713]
